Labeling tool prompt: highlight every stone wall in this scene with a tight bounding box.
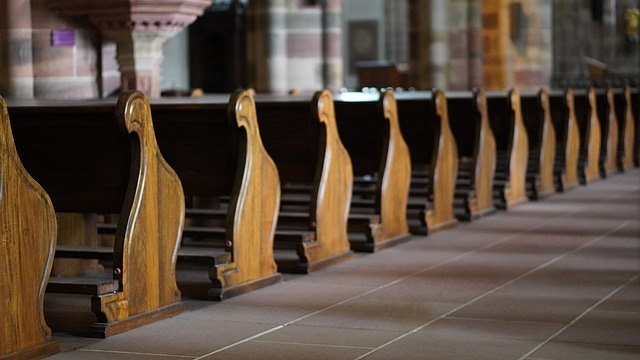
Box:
[247,0,342,94]
[0,0,100,99]
[553,0,640,86]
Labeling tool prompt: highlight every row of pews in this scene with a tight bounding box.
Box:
[1,85,638,359]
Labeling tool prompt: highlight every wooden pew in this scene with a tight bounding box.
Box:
[548,89,580,191]
[572,88,601,184]
[1,97,60,359]
[520,89,556,200]
[631,86,640,167]
[613,86,636,171]
[8,92,186,338]
[445,89,496,220]
[394,90,459,231]
[252,91,354,273]
[333,90,411,251]
[486,89,529,209]
[595,88,619,177]
[149,90,282,296]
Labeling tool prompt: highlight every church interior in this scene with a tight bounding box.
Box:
[1,0,639,359]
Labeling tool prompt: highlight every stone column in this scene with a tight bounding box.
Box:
[481,0,511,90]
[429,0,449,89]
[0,0,34,98]
[45,0,211,98]
[105,30,175,98]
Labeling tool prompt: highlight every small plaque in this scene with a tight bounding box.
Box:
[51,29,75,46]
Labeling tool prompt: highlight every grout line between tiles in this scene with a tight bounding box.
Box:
[516,271,640,360]
[353,214,634,360]
[191,213,564,359]
[194,177,637,359]
[252,340,375,350]
[77,348,195,358]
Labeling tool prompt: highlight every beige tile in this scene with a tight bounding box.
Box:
[529,342,640,360]
[256,324,403,348]
[200,340,369,360]
[553,310,640,346]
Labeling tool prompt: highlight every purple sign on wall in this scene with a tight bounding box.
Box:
[51,29,75,46]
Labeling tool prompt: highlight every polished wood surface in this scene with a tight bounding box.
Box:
[150,91,282,298]
[573,88,601,184]
[8,92,186,338]
[599,88,619,176]
[521,89,556,199]
[469,89,497,218]
[631,87,640,167]
[548,89,580,191]
[0,97,60,359]
[253,91,354,273]
[397,90,459,231]
[333,91,411,251]
[618,86,636,171]
[486,89,529,209]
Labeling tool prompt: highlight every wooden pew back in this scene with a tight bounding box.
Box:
[520,89,556,199]
[549,88,581,190]
[486,89,529,208]
[333,90,411,251]
[1,96,60,359]
[8,92,186,337]
[150,91,281,298]
[254,91,354,272]
[396,90,459,232]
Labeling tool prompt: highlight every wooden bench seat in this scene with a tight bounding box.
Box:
[333,90,411,251]
[8,91,185,338]
[548,88,581,191]
[253,91,354,272]
[1,96,60,359]
[395,90,459,232]
[446,89,497,220]
[486,89,529,209]
[150,90,281,298]
[520,89,556,200]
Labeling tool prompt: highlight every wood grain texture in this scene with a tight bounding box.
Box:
[150,93,281,299]
[377,91,412,244]
[0,97,60,359]
[333,91,411,251]
[548,89,580,191]
[212,90,281,296]
[620,86,636,171]
[423,90,458,232]
[631,87,640,167]
[308,91,355,269]
[253,92,354,273]
[507,89,530,208]
[472,90,497,217]
[603,89,619,176]
[93,91,186,337]
[487,89,529,209]
[578,88,602,184]
[521,89,556,200]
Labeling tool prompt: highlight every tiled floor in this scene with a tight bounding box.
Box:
[47,169,640,359]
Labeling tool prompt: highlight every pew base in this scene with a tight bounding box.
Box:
[456,205,497,222]
[90,301,186,338]
[207,273,282,301]
[425,217,459,235]
[1,340,60,360]
[348,232,411,253]
[275,250,355,274]
[506,196,529,210]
